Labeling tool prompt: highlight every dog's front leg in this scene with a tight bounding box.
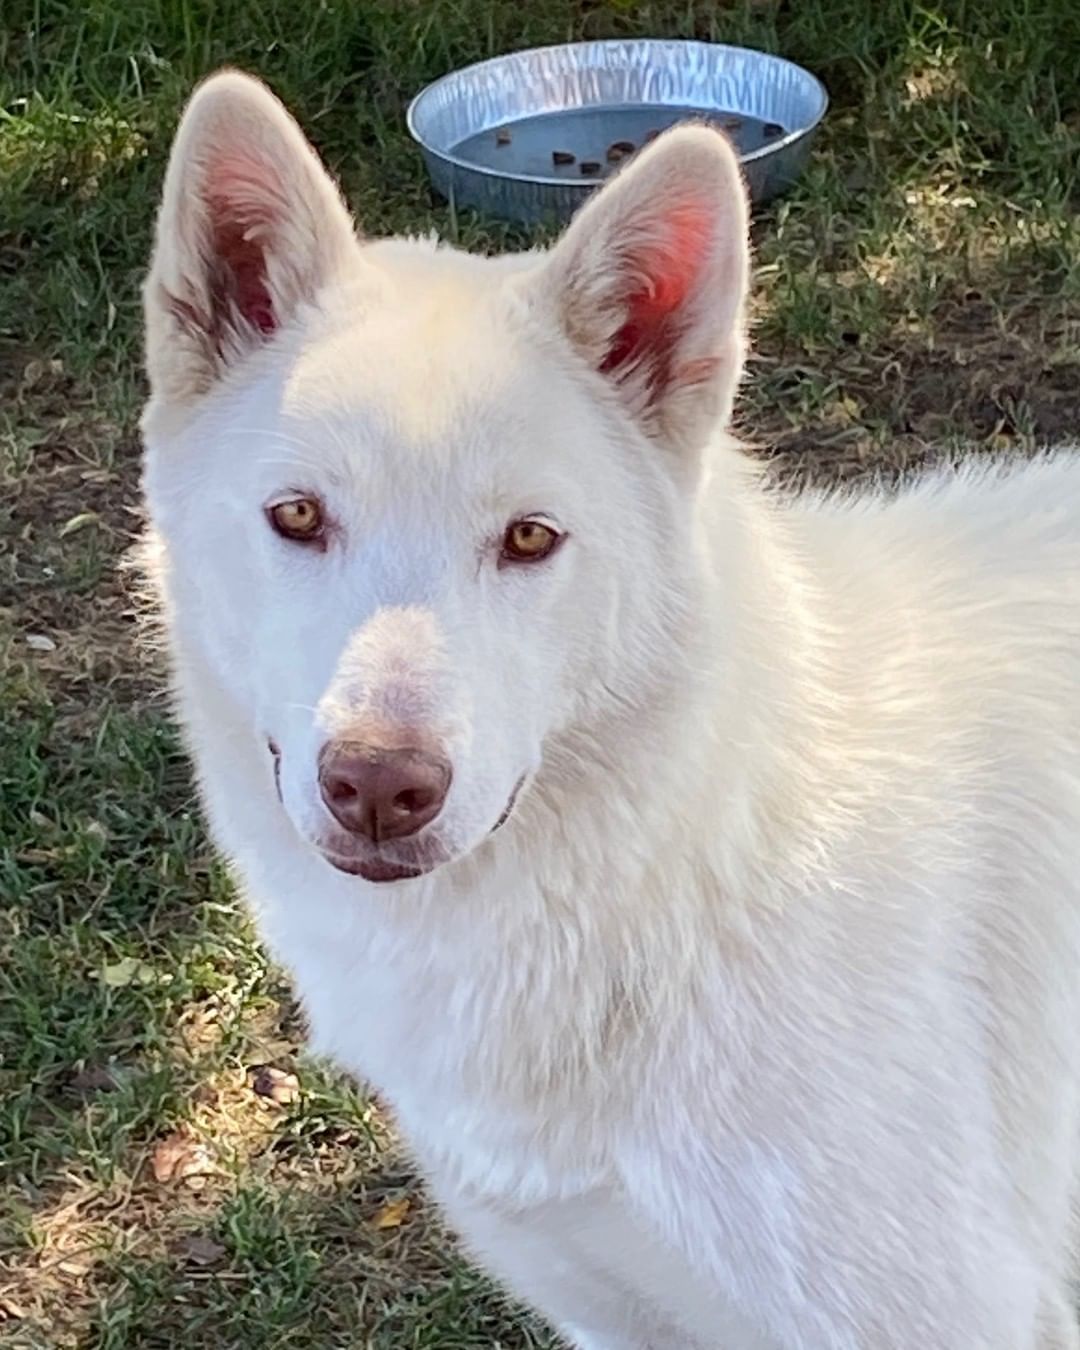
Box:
[436,1188,673,1350]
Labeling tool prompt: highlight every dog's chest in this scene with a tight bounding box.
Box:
[288,905,621,1207]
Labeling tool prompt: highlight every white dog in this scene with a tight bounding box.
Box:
[138,70,1080,1349]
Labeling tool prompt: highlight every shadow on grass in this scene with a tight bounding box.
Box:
[84,1168,553,1350]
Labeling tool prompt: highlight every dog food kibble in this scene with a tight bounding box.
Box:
[606,139,636,163]
[763,122,785,138]
[495,128,512,146]
[706,116,742,136]
[552,150,576,166]
[580,161,602,176]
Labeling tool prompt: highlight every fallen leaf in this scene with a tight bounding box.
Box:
[825,394,863,428]
[58,511,100,538]
[100,957,156,988]
[372,1196,411,1230]
[151,1133,215,1185]
[25,633,56,652]
[69,1064,119,1094]
[151,1134,189,1183]
[15,847,60,864]
[175,1234,226,1267]
[21,358,46,389]
[249,1064,300,1105]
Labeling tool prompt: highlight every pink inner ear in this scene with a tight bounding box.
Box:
[599,202,714,393]
[204,154,281,336]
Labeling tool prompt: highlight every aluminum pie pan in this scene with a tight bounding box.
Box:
[406,39,828,226]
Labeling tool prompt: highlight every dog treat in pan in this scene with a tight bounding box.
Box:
[606,139,636,163]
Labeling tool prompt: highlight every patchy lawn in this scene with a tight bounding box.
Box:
[2,0,1079,1345]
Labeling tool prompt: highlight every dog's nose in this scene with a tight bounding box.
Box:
[318,740,451,841]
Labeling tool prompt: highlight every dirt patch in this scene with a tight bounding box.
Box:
[1,360,154,713]
[743,290,1080,488]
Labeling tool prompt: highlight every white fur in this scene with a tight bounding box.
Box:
[139,72,1080,1349]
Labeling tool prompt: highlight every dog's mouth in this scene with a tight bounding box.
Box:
[491,774,525,833]
[323,854,427,884]
[269,737,528,885]
[316,774,528,885]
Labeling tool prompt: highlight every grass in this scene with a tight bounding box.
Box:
[2,0,1080,1344]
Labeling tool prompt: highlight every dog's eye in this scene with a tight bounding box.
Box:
[268,497,324,543]
[501,518,561,565]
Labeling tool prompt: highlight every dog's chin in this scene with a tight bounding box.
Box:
[323,854,428,884]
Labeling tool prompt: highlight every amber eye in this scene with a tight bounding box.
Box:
[501,518,561,565]
[268,497,324,543]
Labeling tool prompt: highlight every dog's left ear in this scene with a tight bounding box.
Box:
[527,125,750,457]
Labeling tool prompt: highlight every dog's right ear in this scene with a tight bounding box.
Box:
[144,71,357,407]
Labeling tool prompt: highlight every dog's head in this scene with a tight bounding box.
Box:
[141,72,749,884]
